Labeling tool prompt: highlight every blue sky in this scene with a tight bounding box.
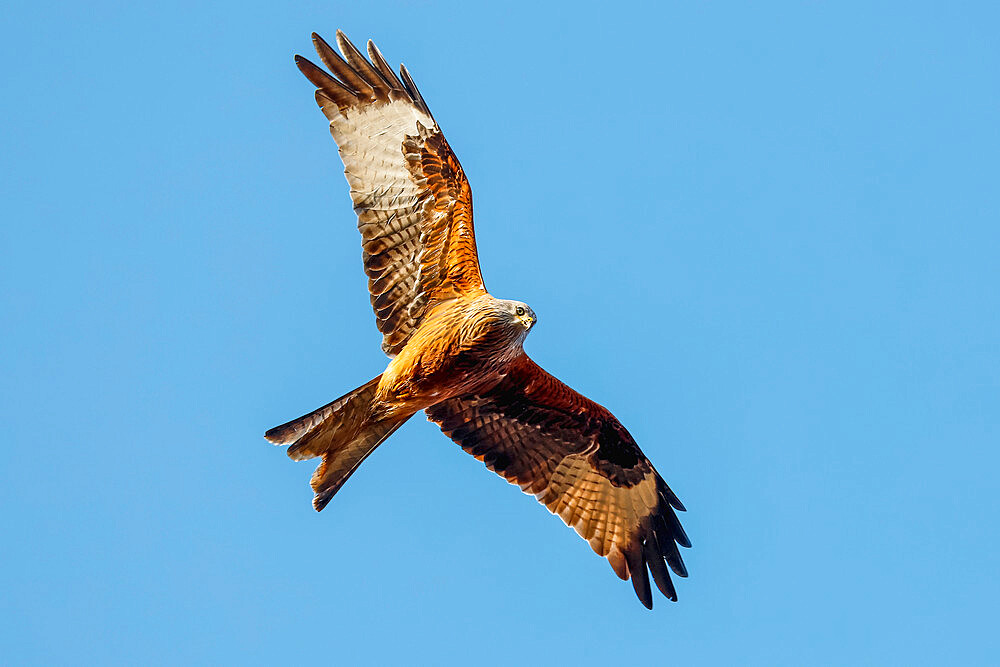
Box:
[3,1,998,664]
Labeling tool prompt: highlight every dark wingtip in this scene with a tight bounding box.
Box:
[646,537,678,602]
[674,521,692,549]
[658,478,687,512]
[625,546,653,609]
[668,553,689,578]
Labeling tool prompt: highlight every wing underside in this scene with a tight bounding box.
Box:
[426,354,690,608]
[297,31,485,355]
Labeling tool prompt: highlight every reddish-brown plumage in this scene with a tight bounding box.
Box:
[266,31,690,609]
[373,295,521,418]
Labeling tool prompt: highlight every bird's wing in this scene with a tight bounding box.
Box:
[425,353,690,609]
[297,31,486,356]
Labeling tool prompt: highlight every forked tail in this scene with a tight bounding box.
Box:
[265,376,411,510]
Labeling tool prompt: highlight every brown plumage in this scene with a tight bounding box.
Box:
[266,31,690,609]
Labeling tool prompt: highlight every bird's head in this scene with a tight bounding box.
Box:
[473,297,538,350]
[502,299,537,332]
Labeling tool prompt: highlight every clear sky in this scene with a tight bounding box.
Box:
[3,1,998,664]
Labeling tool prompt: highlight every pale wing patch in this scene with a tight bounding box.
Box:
[328,102,434,209]
[537,454,658,563]
[317,99,439,353]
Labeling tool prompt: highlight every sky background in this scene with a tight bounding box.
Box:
[2,1,999,664]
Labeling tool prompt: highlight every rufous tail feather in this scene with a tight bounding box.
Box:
[265,376,411,510]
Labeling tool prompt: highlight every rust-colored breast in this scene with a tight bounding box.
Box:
[374,297,512,416]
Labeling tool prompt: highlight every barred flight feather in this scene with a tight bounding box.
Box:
[296,30,485,356]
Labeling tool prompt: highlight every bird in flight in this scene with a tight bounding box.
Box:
[266,31,690,608]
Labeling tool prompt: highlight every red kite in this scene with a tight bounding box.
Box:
[266,31,690,608]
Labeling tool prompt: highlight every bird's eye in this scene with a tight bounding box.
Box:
[516,306,525,316]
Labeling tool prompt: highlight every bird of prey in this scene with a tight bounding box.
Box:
[266,31,690,609]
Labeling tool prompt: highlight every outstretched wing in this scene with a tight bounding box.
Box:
[425,354,690,609]
[296,31,486,355]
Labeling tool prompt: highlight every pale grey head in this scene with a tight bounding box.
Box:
[474,296,538,351]
[499,298,537,333]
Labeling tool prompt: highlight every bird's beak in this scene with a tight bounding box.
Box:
[520,315,536,329]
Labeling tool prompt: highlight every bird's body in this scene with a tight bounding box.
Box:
[266,31,690,609]
[372,295,535,420]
